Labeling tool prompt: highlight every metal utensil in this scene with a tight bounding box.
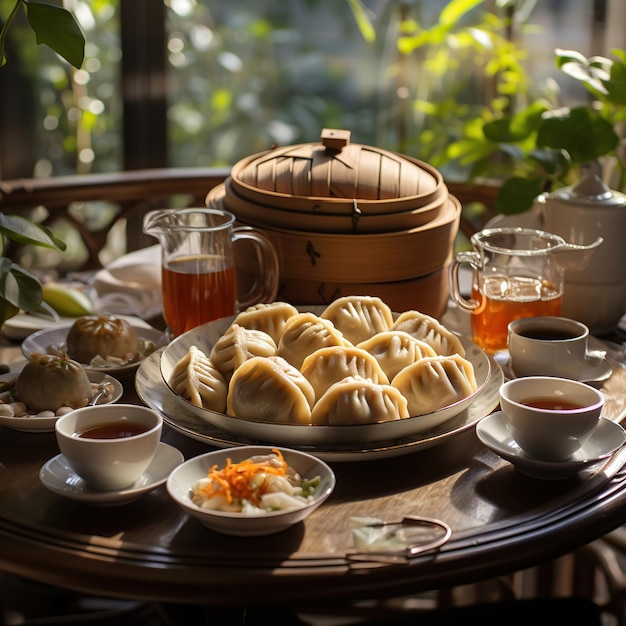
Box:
[88,380,115,406]
[347,515,452,565]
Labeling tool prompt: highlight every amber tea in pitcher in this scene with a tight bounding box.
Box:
[162,254,238,337]
[469,275,562,353]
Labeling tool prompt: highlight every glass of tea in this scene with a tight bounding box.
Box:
[449,227,568,354]
[143,208,279,337]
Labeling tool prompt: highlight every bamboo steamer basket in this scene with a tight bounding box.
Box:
[207,129,460,315]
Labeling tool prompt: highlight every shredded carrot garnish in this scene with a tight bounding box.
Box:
[198,449,288,506]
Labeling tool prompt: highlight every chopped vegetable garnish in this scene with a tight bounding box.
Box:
[199,448,287,506]
[190,449,318,514]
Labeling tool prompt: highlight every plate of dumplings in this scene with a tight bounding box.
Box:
[159,296,492,446]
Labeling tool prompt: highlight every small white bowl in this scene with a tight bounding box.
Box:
[499,377,604,462]
[166,446,336,536]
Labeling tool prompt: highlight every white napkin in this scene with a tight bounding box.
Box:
[90,245,162,320]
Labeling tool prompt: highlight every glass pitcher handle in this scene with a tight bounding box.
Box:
[449,250,480,312]
[233,227,280,308]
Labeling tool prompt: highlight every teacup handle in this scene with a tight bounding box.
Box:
[449,250,481,312]
[233,227,280,308]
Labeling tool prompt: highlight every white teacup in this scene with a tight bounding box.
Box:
[499,376,604,461]
[508,316,601,380]
[55,404,163,491]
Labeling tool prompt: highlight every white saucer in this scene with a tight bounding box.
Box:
[503,351,613,386]
[476,412,626,480]
[39,442,184,505]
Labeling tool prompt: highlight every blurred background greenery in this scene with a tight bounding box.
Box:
[2,0,621,180]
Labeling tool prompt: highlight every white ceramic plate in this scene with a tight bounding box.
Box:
[0,370,124,433]
[136,349,503,462]
[476,411,626,480]
[21,322,164,377]
[39,442,184,506]
[159,309,492,446]
[166,446,335,536]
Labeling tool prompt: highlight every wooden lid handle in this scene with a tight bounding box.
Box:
[321,128,351,151]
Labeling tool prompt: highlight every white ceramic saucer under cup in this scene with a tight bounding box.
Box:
[39,442,184,506]
[476,412,626,480]
[503,352,612,386]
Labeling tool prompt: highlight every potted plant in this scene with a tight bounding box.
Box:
[449,47,626,215]
[0,0,84,326]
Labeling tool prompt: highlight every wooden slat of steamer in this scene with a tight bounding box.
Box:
[310,147,332,197]
[355,148,383,201]
[379,154,401,199]
[255,158,276,192]
[327,143,359,199]
[274,157,294,195]
[291,158,312,197]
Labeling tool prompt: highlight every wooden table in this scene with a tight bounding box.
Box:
[1,340,626,610]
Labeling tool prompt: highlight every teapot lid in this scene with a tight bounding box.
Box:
[550,161,626,208]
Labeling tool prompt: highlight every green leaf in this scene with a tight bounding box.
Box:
[482,102,547,143]
[528,147,569,177]
[537,107,619,163]
[346,0,376,43]
[0,257,43,314]
[439,0,485,28]
[0,214,66,251]
[26,1,85,69]
[604,59,626,105]
[496,177,544,214]
[554,48,590,69]
[0,299,20,327]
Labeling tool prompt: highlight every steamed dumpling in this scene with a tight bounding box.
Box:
[277,312,352,369]
[321,295,394,345]
[391,310,465,357]
[232,301,299,344]
[66,314,139,363]
[357,331,438,380]
[209,323,277,382]
[391,354,477,416]
[227,356,315,424]
[168,345,227,412]
[16,353,92,412]
[310,376,410,426]
[300,345,389,401]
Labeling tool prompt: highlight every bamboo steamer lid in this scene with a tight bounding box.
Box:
[228,129,448,219]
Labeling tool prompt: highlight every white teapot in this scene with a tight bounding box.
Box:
[533,162,626,335]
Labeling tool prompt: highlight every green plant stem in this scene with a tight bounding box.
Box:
[0,0,24,67]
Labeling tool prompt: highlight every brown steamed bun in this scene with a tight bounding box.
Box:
[66,314,139,363]
[16,353,92,412]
